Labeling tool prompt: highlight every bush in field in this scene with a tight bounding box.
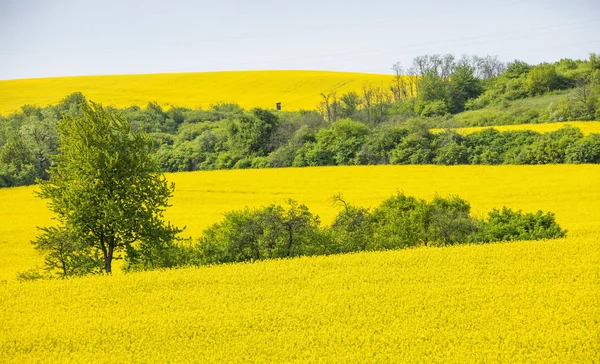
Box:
[521,126,583,164]
[197,200,324,265]
[426,195,481,245]
[29,182,566,273]
[370,193,481,249]
[483,207,566,242]
[187,192,566,268]
[389,124,436,164]
[565,134,600,163]
[295,119,370,166]
[328,194,374,253]
[370,193,430,249]
[227,108,279,159]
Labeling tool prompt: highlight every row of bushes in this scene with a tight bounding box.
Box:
[126,193,566,270]
[3,87,600,188]
[156,119,600,173]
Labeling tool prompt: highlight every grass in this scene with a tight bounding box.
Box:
[1,165,598,362]
[449,91,576,127]
[0,70,394,115]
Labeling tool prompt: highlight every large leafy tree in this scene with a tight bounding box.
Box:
[36,101,181,275]
[226,107,279,157]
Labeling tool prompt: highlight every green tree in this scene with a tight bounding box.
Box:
[448,61,483,113]
[339,91,362,118]
[370,192,429,249]
[36,101,181,274]
[483,207,566,241]
[425,195,478,245]
[227,108,279,158]
[524,63,567,96]
[503,60,532,79]
[198,200,322,264]
[329,193,374,253]
[0,135,38,186]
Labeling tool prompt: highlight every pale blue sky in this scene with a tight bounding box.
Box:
[0,0,599,80]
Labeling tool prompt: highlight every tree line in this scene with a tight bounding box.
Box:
[32,191,567,278]
[2,53,600,187]
[171,193,565,269]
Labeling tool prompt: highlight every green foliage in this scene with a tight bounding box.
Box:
[433,132,470,165]
[185,192,566,268]
[389,122,435,164]
[36,101,182,274]
[227,108,279,158]
[525,63,570,96]
[339,91,362,119]
[294,119,370,166]
[370,193,479,248]
[413,55,483,115]
[197,200,323,264]
[565,134,600,163]
[388,99,418,119]
[32,226,103,278]
[0,136,38,185]
[321,119,370,164]
[356,124,408,164]
[328,194,374,253]
[503,60,532,79]
[521,126,583,164]
[370,193,430,249]
[417,100,449,117]
[448,61,484,113]
[483,207,566,242]
[426,195,480,245]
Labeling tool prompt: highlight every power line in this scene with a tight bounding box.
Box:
[224,19,600,68]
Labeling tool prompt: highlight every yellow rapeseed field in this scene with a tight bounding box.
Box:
[0,71,394,115]
[432,121,600,135]
[1,165,599,362]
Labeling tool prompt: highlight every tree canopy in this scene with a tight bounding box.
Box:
[35,101,181,276]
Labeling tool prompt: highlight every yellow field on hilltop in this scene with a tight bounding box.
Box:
[433,121,600,135]
[1,165,599,362]
[0,70,394,115]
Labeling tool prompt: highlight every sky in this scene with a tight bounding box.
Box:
[0,0,599,80]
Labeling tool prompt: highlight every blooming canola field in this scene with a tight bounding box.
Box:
[0,70,394,115]
[432,121,600,135]
[1,165,599,362]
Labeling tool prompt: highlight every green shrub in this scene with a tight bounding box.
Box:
[483,207,566,242]
[197,200,324,264]
[565,134,600,163]
[329,204,374,253]
[161,193,567,269]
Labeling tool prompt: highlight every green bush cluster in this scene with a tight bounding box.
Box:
[128,193,566,269]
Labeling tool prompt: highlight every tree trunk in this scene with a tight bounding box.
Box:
[287,226,293,257]
[105,246,113,274]
[99,232,110,274]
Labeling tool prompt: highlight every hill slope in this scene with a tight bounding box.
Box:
[1,227,598,362]
[0,70,393,114]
